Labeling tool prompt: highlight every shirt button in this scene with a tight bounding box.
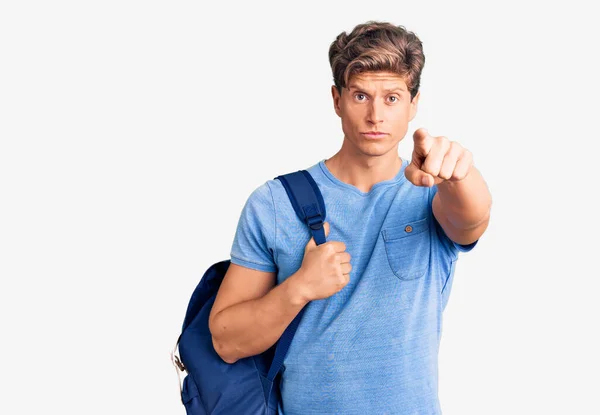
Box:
[405,225,413,233]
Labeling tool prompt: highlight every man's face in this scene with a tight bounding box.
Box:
[331,71,419,158]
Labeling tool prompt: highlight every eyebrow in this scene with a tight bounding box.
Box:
[348,84,406,93]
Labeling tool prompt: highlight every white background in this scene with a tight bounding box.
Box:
[1,1,599,414]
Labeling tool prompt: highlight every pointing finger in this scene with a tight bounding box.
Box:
[412,128,434,156]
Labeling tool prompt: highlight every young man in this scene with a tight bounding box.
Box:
[208,21,492,414]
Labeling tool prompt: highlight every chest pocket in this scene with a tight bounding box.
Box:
[382,217,431,280]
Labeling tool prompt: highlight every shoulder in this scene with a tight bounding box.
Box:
[245,180,275,206]
[235,181,277,227]
[265,163,321,207]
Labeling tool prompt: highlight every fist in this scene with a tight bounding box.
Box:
[404,128,473,187]
[296,221,352,302]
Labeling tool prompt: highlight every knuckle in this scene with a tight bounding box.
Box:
[425,165,438,176]
[438,172,448,180]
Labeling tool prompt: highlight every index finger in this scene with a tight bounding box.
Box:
[413,127,431,144]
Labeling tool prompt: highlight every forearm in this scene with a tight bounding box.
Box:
[435,165,492,230]
[210,271,308,364]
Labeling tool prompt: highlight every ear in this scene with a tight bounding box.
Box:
[331,85,342,118]
[408,90,420,122]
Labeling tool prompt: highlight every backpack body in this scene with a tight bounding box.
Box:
[173,170,327,415]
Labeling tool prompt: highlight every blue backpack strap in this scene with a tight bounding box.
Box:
[276,170,327,245]
[268,170,326,381]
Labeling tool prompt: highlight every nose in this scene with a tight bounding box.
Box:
[367,99,384,125]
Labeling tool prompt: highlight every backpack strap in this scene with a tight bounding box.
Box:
[276,170,327,244]
[268,170,326,381]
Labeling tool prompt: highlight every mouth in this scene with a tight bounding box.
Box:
[361,132,388,139]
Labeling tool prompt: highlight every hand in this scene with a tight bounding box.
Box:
[404,128,473,187]
[294,222,352,302]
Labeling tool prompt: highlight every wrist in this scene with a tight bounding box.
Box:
[285,270,310,306]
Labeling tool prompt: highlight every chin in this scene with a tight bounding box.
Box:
[359,147,394,157]
[358,141,393,153]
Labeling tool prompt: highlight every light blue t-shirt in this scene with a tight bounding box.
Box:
[230,157,476,415]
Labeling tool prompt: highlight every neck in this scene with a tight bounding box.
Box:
[324,149,403,194]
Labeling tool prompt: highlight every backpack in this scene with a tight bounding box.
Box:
[171,169,327,415]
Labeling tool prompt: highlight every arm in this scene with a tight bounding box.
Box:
[209,264,309,364]
[432,165,492,245]
[404,128,492,246]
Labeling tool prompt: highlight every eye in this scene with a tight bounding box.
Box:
[388,95,400,103]
[354,93,366,101]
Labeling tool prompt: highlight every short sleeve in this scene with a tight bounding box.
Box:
[429,185,478,261]
[229,182,278,273]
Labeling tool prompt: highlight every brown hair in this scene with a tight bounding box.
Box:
[328,21,425,101]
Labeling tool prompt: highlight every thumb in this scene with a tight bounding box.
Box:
[305,221,329,250]
[404,162,435,187]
